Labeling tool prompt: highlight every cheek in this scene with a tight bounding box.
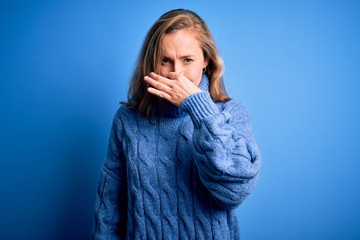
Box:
[184,67,203,86]
[159,66,170,77]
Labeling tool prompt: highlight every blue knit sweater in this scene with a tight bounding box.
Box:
[92,75,261,239]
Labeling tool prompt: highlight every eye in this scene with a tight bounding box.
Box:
[184,58,194,63]
[161,57,170,65]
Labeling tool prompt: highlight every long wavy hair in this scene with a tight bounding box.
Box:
[122,9,230,120]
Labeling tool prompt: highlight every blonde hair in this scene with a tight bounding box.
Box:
[123,9,230,119]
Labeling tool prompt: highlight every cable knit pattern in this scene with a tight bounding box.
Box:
[92,75,261,239]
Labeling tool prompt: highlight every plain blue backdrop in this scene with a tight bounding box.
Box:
[1,0,360,239]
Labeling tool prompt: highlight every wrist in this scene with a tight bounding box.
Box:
[180,92,218,128]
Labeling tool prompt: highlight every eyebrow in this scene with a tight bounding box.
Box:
[181,55,196,59]
[162,55,196,59]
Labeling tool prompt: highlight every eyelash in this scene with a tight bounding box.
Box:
[161,58,170,64]
[161,58,194,64]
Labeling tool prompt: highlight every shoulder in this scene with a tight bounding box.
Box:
[114,105,132,116]
[110,106,139,131]
[113,105,138,121]
[215,99,249,118]
[112,105,153,132]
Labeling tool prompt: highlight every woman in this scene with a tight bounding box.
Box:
[92,9,261,240]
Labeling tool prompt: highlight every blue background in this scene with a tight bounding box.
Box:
[1,0,360,239]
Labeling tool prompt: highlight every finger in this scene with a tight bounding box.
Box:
[147,87,171,100]
[149,72,173,85]
[167,72,193,85]
[144,75,172,92]
[167,71,183,80]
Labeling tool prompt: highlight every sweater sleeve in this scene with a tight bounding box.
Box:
[180,92,261,210]
[92,109,127,239]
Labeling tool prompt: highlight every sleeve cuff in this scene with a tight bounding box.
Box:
[180,91,219,128]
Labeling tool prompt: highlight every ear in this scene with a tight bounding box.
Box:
[203,57,209,68]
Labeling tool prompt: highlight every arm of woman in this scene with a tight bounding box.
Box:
[92,110,127,239]
[180,92,261,210]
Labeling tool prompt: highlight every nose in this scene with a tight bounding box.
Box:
[173,61,183,73]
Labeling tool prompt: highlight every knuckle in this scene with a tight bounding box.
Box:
[168,82,175,88]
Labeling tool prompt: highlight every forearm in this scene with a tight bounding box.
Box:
[93,167,127,239]
[180,92,261,209]
[92,109,128,239]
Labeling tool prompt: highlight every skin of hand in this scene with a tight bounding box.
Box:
[143,30,208,106]
[144,71,202,106]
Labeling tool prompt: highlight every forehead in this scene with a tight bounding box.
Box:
[161,30,202,56]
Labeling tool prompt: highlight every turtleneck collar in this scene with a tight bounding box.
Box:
[198,73,210,92]
[160,74,210,118]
